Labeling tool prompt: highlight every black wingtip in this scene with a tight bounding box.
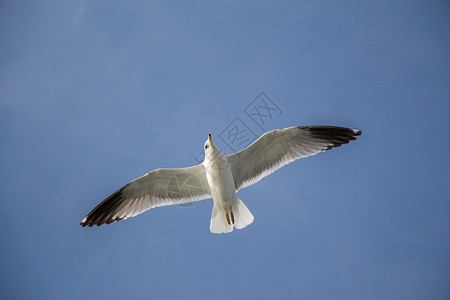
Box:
[305,126,362,150]
[80,188,126,228]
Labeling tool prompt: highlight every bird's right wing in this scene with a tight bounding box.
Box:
[228,126,361,190]
[81,164,211,227]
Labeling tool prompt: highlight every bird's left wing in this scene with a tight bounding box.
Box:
[81,164,211,227]
[228,126,361,191]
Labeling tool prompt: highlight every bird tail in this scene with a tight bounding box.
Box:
[210,198,254,234]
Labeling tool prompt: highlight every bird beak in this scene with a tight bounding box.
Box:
[208,133,211,141]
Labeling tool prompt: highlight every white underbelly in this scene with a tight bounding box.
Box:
[206,162,237,208]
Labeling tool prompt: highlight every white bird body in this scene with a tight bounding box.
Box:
[203,134,254,233]
[204,140,235,209]
[81,126,361,234]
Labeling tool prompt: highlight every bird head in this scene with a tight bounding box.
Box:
[204,132,220,159]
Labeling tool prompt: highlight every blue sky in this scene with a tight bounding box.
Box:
[1,1,449,299]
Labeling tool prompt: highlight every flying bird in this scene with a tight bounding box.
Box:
[81,126,361,233]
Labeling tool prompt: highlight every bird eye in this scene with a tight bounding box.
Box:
[205,145,209,149]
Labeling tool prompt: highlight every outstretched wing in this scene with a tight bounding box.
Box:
[81,164,211,227]
[228,126,361,190]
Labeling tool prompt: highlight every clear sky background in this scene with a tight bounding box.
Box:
[1,1,449,299]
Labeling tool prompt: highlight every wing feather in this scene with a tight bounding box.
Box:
[228,126,361,190]
[81,164,211,227]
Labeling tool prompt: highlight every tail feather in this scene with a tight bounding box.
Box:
[210,205,233,234]
[232,199,254,230]
[209,198,254,234]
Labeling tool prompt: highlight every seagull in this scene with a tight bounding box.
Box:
[81,126,361,233]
